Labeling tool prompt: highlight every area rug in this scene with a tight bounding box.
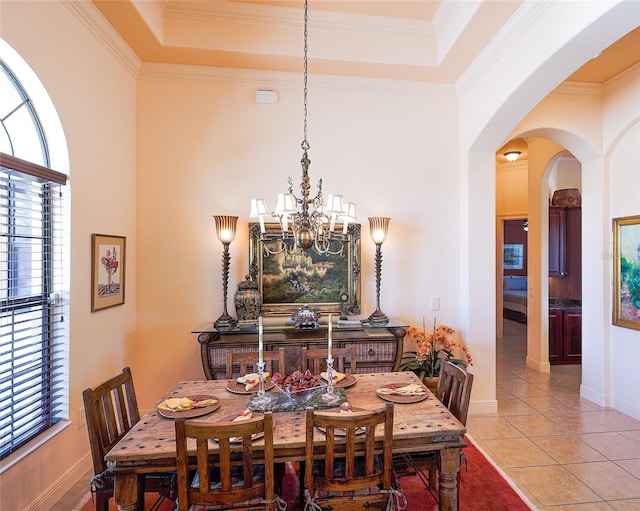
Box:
[396,436,535,511]
[80,436,534,511]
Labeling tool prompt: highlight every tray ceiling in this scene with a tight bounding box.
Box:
[92,1,639,84]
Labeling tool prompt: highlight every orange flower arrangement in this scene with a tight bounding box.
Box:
[401,318,473,379]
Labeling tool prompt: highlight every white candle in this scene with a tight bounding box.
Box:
[327,314,332,360]
[258,316,263,364]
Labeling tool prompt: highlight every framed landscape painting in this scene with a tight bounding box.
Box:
[91,234,126,312]
[613,215,640,330]
[249,222,361,316]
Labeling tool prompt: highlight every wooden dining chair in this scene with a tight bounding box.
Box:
[300,345,357,374]
[174,412,284,511]
[82,367,175,511]
[394,360,474,506]
[303,402,401,511]
[226,348,286,379]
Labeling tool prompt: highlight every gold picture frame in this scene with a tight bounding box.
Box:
[248,222,361,316]
[91,234,126,312]
[613,215,640,330]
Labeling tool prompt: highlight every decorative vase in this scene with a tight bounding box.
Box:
[234,274,261,322]
[422,376,438,393]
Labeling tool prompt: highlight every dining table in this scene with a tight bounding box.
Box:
[104,371,466,511]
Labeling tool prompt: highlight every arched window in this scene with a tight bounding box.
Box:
[0,60,49,165]
[0,48,68,460]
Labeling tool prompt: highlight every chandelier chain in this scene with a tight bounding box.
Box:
[302,0,309,149]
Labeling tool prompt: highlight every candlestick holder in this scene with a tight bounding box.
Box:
[321,357,340,403]
[251,361,273,409]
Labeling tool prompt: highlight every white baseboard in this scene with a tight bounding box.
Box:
[469,399,498,415]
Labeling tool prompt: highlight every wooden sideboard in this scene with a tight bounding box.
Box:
[193,321,407,380]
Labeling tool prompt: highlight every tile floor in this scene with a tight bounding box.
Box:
[467,319,640,511]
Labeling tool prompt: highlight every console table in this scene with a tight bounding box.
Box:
[192,320,407,380]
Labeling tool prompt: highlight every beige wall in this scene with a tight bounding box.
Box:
[496,161,529,217]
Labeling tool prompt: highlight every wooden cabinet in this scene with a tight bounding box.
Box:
[549,309,582,364]
[193,322,406,380]
[549,205,582,280]
[549,206,567,276]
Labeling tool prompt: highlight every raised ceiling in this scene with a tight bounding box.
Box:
[92,1,639,163]
[93,1,639,84]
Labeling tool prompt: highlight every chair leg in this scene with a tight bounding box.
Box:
[274,462,285,496]
[298,460,309,507]
[95,491,110,511]
[428,469,437,490]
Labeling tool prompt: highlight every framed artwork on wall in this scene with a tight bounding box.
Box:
[91,234,126,312]
[503,243,524,270]
[248,222,361,316]
[613,215,640,330]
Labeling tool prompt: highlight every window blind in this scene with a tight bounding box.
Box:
[0,153,67,459]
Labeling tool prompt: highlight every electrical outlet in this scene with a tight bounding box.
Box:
[431,296,440,310]
[78,407,86,429]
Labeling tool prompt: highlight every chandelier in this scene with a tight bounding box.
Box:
[250,0,356,256]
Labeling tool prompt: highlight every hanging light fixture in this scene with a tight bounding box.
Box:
[250,0,356,255]
[504,151,521,162]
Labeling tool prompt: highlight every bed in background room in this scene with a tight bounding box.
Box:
[503,276,527,323]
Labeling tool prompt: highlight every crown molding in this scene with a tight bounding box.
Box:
[603,61,640,95]
[62,0,141,77]
[455,1,552,96]
[138,61,455,96]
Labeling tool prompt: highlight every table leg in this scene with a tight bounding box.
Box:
[438,447,460,511]
[113,473,144,511]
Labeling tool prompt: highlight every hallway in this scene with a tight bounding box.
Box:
[467,319,640,510]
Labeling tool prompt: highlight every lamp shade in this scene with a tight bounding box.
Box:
[250,198,269,217]
[214,215,238,243]
[340,202,357,222]
[368,217,390,245]
[275,193,297,214]
[504,151,521,162]
[326,194,345,215]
